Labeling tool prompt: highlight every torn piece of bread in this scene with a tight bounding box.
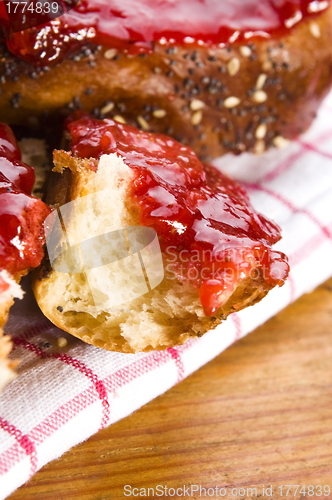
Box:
[32,118,289,353]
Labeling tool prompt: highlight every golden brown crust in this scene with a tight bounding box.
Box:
[0,7,331,161]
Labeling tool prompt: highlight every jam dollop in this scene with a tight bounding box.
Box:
[0,123,51,277]
[68,117,289,316]
[0,0,330,66]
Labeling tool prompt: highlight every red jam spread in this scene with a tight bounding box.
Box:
[0,0,330,66]
[0,123,51,277]
[67,117,289,316]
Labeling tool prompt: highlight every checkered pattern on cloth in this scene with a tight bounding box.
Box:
[1,91,332,499]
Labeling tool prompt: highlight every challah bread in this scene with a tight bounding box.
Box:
[0,0,331,160]
[32,117,289,353]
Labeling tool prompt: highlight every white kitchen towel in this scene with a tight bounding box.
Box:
[1,90,332,499]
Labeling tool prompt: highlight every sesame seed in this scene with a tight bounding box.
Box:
[113,115,126,124]
[57,306,63,312]
[191,110,203,125]
[262,60,272,72]
[44,342,51,348]
[57,337,68,348]
[137,115,149,130]
[104,48,118,60]
[224,96,240,108]
[255,123,267,139]
[273,135,290,149]
[254,140,266,155]
[239,46,252,57]
[190,99,205,111]
[153,109,167,118]
[309,22,321,38]
[153,67,162,74]
[252,90,268,103]
[256,73,267,90]
[100,102,115,115]
[227,57,240,76]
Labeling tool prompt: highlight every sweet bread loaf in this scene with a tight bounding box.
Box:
[0,0,331,160]
[32,117,289,353]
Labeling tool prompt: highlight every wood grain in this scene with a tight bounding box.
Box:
[8,279,332,500]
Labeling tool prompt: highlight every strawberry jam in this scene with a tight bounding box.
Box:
[0,0,330,66]
[0,123,51,276]
[68,117,289,316]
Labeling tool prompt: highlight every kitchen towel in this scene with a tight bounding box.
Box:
[1,90,332,499]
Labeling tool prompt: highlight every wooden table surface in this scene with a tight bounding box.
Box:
[8,279,332,500]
